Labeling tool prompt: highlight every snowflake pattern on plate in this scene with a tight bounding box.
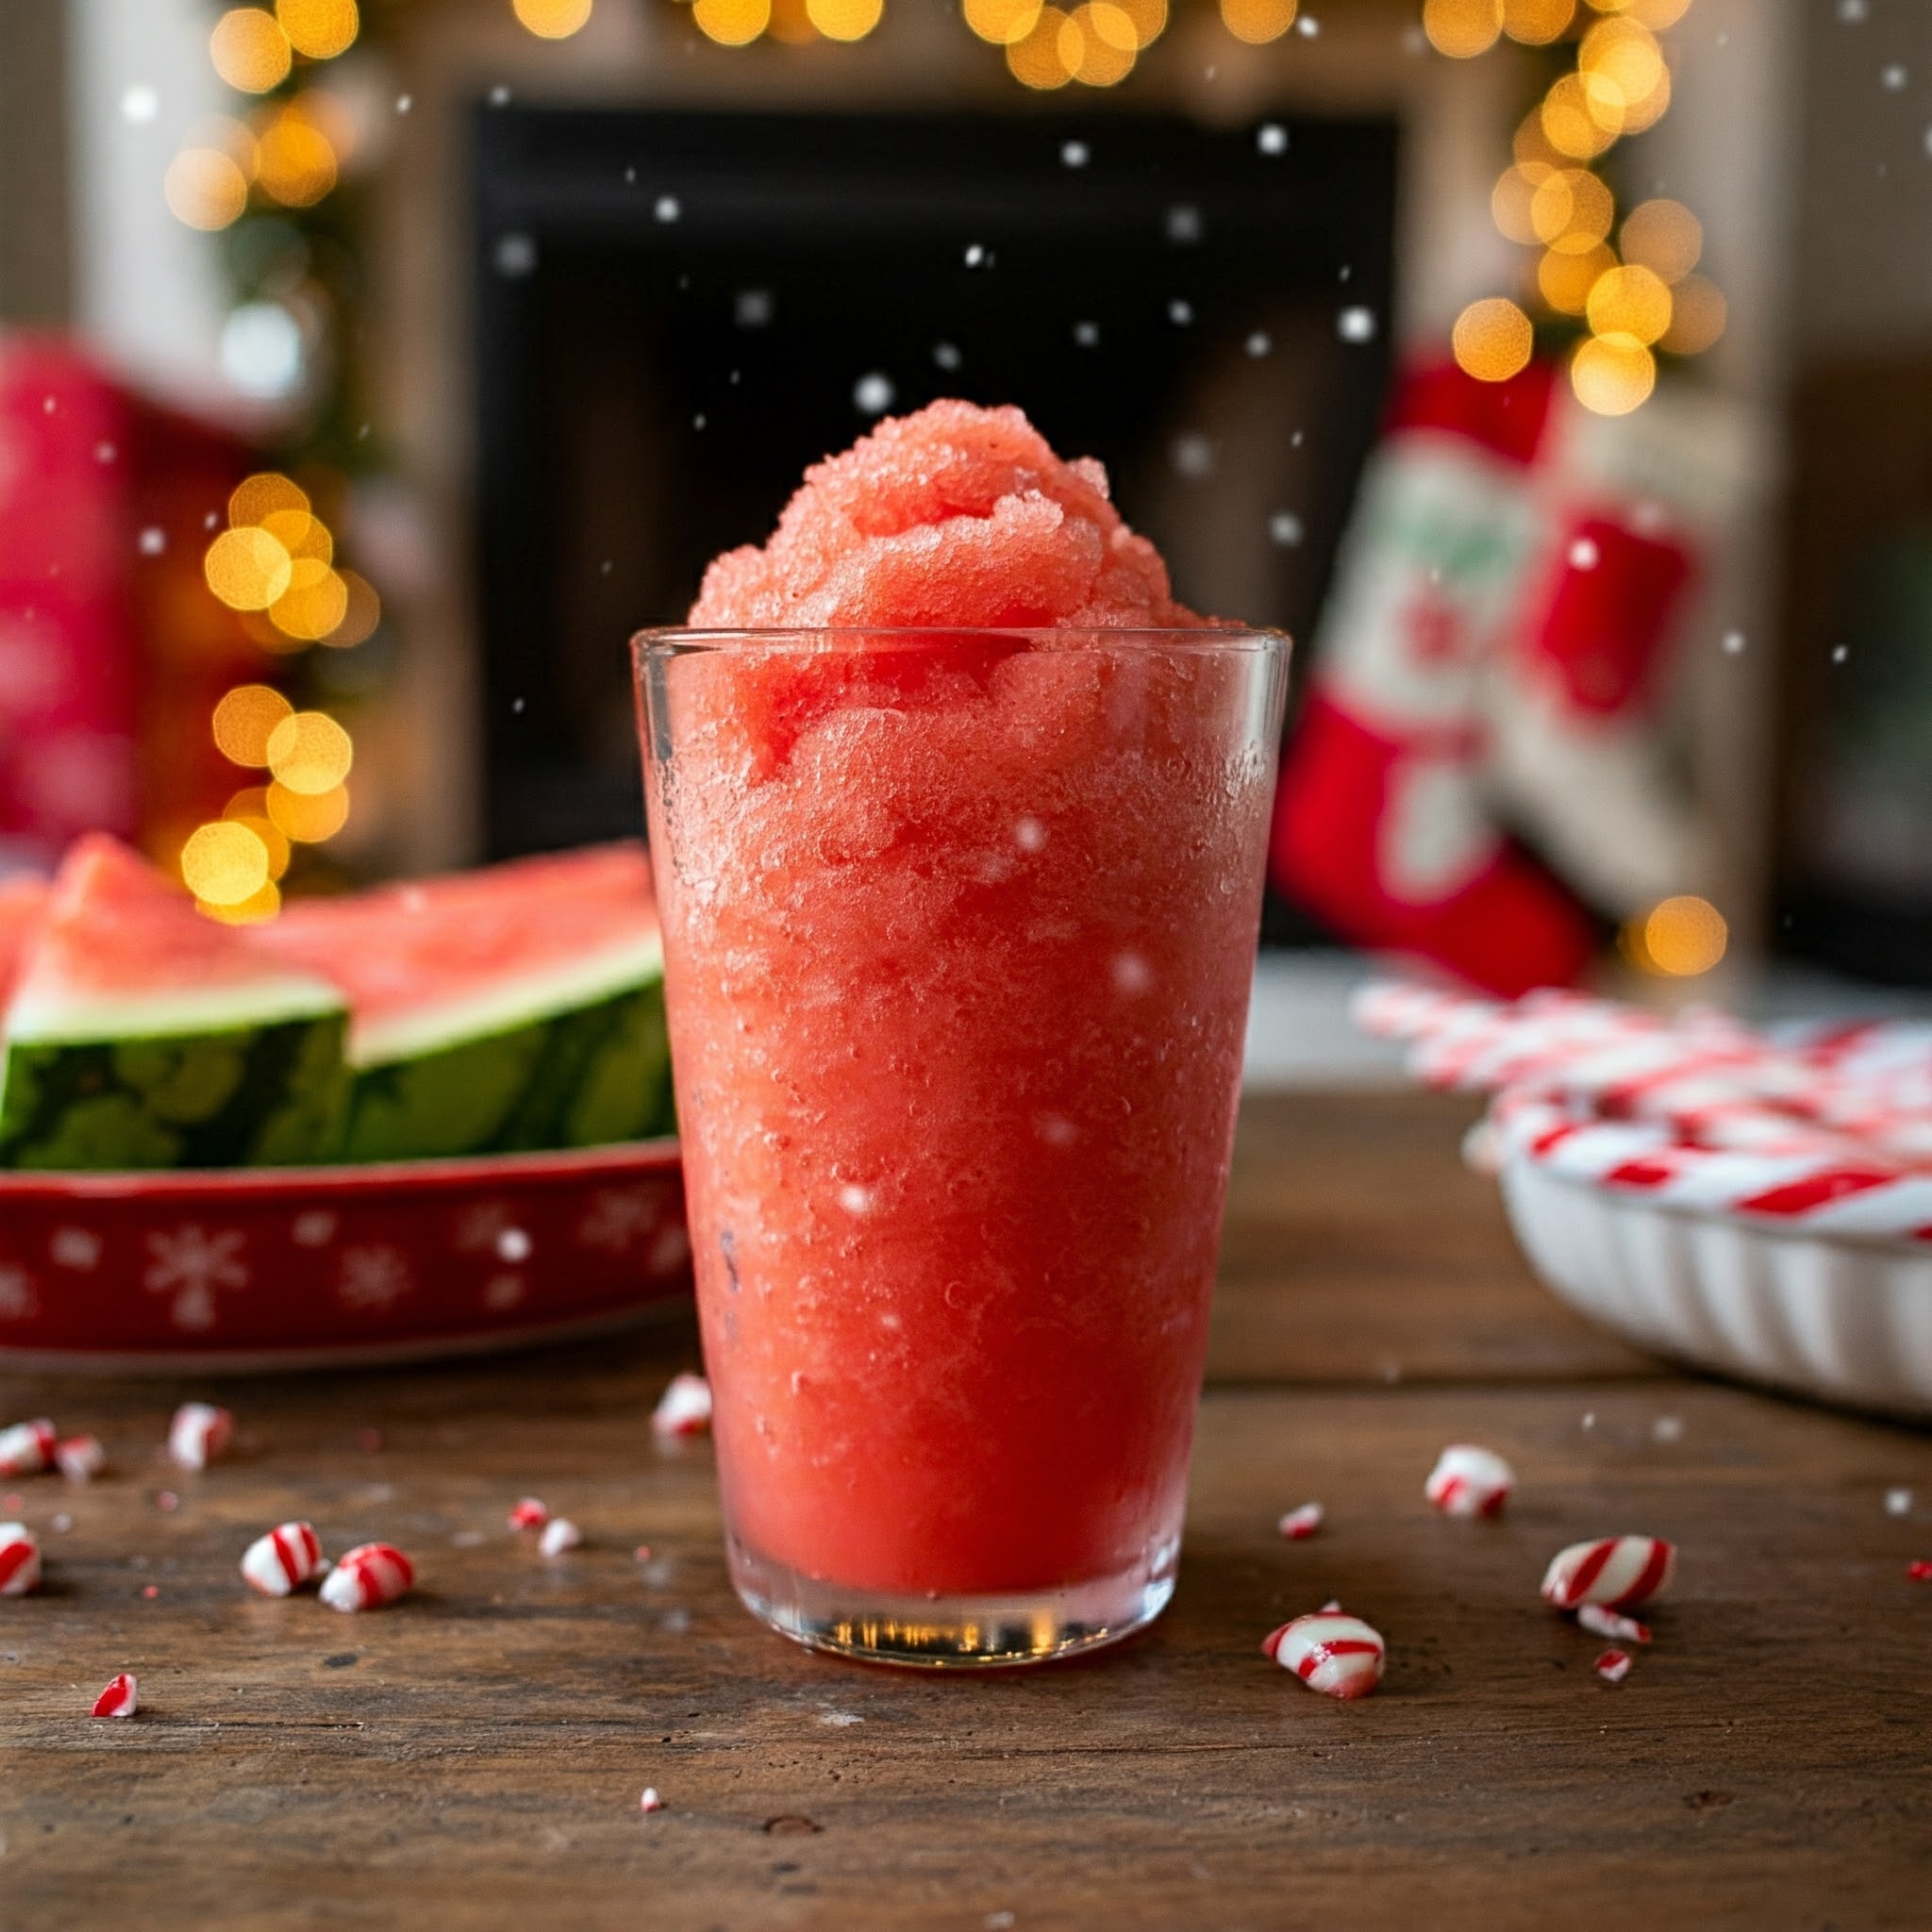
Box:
[482,1272,525,1313]
[337,1244,412,1314]
[648,1224,691,1275]
[143,1224,249,1333]
[0,1262,37,1323]
[453,1201,517,1254]
[49,1227,102,1271]
[291,1209,340,1249]
[577,1186,663,1254]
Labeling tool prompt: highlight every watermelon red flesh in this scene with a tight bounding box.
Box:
[0,877,46,1012]
[256,841,673,1161]
[0,836,348,1170]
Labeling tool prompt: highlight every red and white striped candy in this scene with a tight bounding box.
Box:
[1261,1609,1386,1700]
[241,1521,325,1596]
[640,1786,664,1814]
[319,1541,414,1612]
[539,1517,582,1558]
[55,1434,105,1483]
[1541,1537,1675,1610]
[92,1673,139,1719]
[1277,1502,1324,1540]
[0,1418,55,1476]
[167,1403,234,1472]
[1593,1648,1633,1684]
[1576,1602,1651,1644]
[1424,1444,1515,1518]
[508,1496,549,1530]
[0,1522,41,1596]
[652,1374,712,1439]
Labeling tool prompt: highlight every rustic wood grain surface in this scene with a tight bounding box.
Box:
[4,1091,1929,1930]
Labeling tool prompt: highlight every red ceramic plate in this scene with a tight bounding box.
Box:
[0,1141,690,1374]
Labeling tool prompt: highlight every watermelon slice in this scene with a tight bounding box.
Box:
[0,837,349,1170]
[258,842,674,1162]
[0,877,47,1012]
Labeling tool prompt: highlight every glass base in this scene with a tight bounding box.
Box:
[728,1533,1178,1670]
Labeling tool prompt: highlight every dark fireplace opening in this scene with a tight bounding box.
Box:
[472,105,1398,924]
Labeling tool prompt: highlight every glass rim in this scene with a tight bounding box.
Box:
[631,625,1291,658]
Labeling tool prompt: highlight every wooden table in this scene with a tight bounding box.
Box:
[6,1091,1930,1929]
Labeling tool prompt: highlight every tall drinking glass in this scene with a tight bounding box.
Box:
[634,627,1289,1667]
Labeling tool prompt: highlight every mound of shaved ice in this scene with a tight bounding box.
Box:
[690,400,1202,629]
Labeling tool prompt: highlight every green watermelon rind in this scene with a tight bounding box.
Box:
[5,975,345,1046]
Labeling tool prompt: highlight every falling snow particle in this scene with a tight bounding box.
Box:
[1270,511,1305,548]
[1257,123,1287,156]
[1245,330,1273,358]
[489,84,513,106]
[1073,321,1100,348]
[985,1916,1017,1932]
[1651,1415,1684,1443]
[1883,63,1908,90]
[138,527,165,557]
[494,233,537,278]
[1832,643,1850,664]
[1886,1487,1913,1517]
[1165,205,1203,244]
[511,696,525,715]
[1723,630,1746,655]
[964,242,991,268]
[1337,307,1376,343]
[933,341,962,371]
[1570,537,1601,571]
[734,288,773,328]
[693,413,707,431]
[1837,0,1867,17]
[396,93,413,113]
[1581,1411,1597,1430]
[1171,433,1216,481]
[1295,11,1319,32]
[1061,140,1090,168]
[1168,299,1194,325]
[853,372,895,415]
[655,195,681,224]
[121,85,159,125]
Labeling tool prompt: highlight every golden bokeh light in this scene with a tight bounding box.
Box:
[259,508,332,563]
[1112,0,1166,45]
[205,527,294,611]
[1587,262,1672,344]
[1621,198,1701,285]
[1218,0,1295,45]
[1007,5,1074,83]
[224,803,291,881]
[693,0,770,40]
[1062,3,1136,83]
[965,0,1040,40]
[201,880,282,925]
[255,107,339,207]
[1531,169,1614,253]
[1501,0,1573,43]
[267,780,350,843]
[324,570,382,647]
[266,710,355,794]
[513,0,594,36]
[1658,273,1726,354]
[807,0,883,37]
[210,8,293,92]
[1537,242,1613,316]
[181,821,272,908]
[1513,108,1564,173]
[270,558,351,641]
[1632,894,1728,976]
[1572,332,1656,415]
[1541,73,1623,158]
[164,150,250,231]
[1491,166,1549,247]
[1453,298,1535,384]
[1423,0,1502,58]
[212,684,294,767]
[1618,0,1690,25]
[1580,17,1663,103]
[276,0,358,58]
[230,472,310,528]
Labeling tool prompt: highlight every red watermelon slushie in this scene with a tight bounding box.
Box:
[636,403,1287,1666]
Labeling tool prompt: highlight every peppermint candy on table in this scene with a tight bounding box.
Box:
[167,1403,235,1472]
[1576,1602,1651,1644]
[1277,1502,1324,1540]
[242,1521,325,1596]
[539,1517,582,1558]
[640,1787,664,1814]
[1593,1648,1633,1684]
[0,1418,56,1476]
[1424,1444,1515,1518]
[92,1673,139,1719]
[508,1497,549,1530]
[1261,1609,1386,1700]
[319,1541,415,1612]
[55,1434,106,1483]
[0,1522,41,1596]
[652,1374,712,1439]
[1541,1537,1675,1610]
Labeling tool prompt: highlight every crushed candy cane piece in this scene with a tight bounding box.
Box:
[653,1374,712,1438]
[1424,1444,1515,1518]
[92,1673,139,1719]
[640,1787,664,1813]
[154,1491,179,1513]
[0,1522,42,1596]
[242,1521,325,1596]
[1541,1536,1675,1610]
[319,1541,414,1612]
[142,1584,160,1599]
[1277,1502,1324,1540]
[540,1517,583,1558]
[508,1497,549,1530]
[0,1419,56,1476]
[55,1434,105,1483]
[1261,1609,1386,1699]
[1576,1602,1651,1643]
[634,1543,653,1562]
[1907,1559,1932,1582]
[1594,1648,1633,1684]
[167,1403,234,1472]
